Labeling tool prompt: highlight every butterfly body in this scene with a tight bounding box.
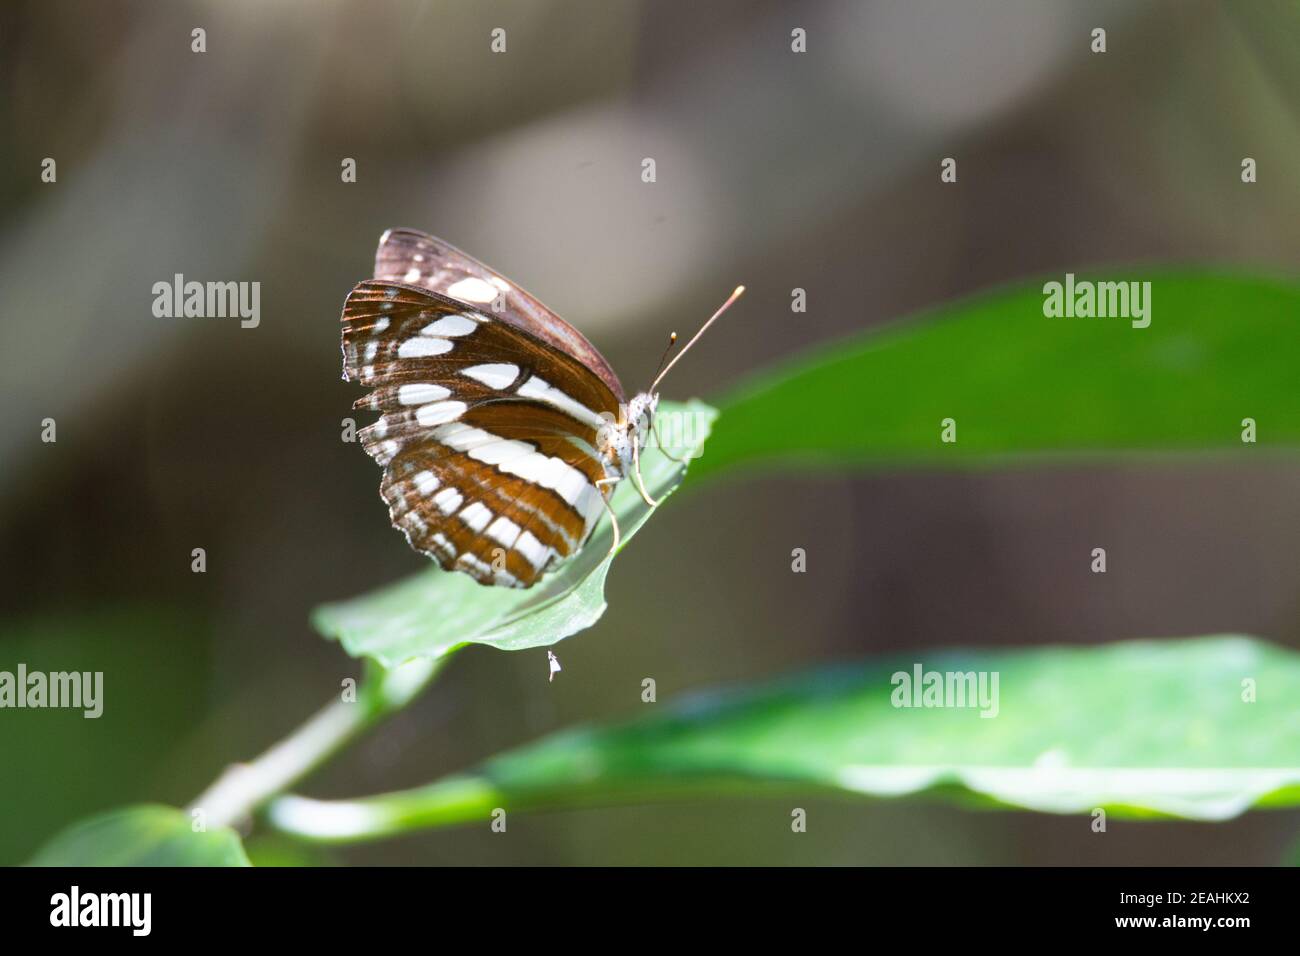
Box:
[341,229,738,590]
[597,391,658,479]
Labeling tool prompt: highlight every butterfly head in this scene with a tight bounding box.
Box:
[612,391,660,509]
[597,391,657,479]
[626,391,659,445]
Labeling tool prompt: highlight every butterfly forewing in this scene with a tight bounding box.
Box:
[372,228,626,402]
[341,280,623,588]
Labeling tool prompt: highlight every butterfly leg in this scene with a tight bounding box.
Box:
[632,440,660,508]
[595,476,622,553]
[652,417,689,464]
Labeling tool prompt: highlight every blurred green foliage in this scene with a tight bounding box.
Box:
[697,273,1300,479]
[28,805,248,866]
[0,608,212,864]
[264,636,1300,843]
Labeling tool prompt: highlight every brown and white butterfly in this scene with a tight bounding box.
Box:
[340,228,742,588]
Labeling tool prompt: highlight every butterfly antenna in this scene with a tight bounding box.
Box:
[648,285,745,394]
[642,333,690,463]
[650,331,678,384]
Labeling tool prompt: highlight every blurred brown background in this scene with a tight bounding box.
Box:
[1,0,1298,864]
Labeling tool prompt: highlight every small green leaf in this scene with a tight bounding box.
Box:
[27,805,251,866]
[267,637,1300,839]
[695,272,1300,480]
[313,399,716,666]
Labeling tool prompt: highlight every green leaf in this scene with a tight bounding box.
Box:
[312,399,716,667]
[266,637,1300,838]
[27,805,251,866]
[694,272,1300,480]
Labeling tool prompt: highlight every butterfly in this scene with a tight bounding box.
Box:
[340,228,743,588]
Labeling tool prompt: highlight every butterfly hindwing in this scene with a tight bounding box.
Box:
[341,280,622,587]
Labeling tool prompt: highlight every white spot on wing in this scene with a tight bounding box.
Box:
[486,516,521,549]
[517,376,605,430]
[422,314,479,337]
[403,268,422,282]
[398,337,453,358]
[455,552,519,587]
[510,452,591,506]
[431,423,595,512]
[458,501,492,533]
[577,482,605,537]
[415,401,467,426]
[551,461,590,506]
[446,277,499,304]
[515,530,550,570]
[413,471,440,495]
[398,383,452,405]
[462,363,519,389]
[433,487,463,515]
[458,553,491,574]
[434,424,532,466]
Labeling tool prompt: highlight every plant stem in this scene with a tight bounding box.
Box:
[265,775,502,842]
[187,656,445,831]
[264,775,792,844]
